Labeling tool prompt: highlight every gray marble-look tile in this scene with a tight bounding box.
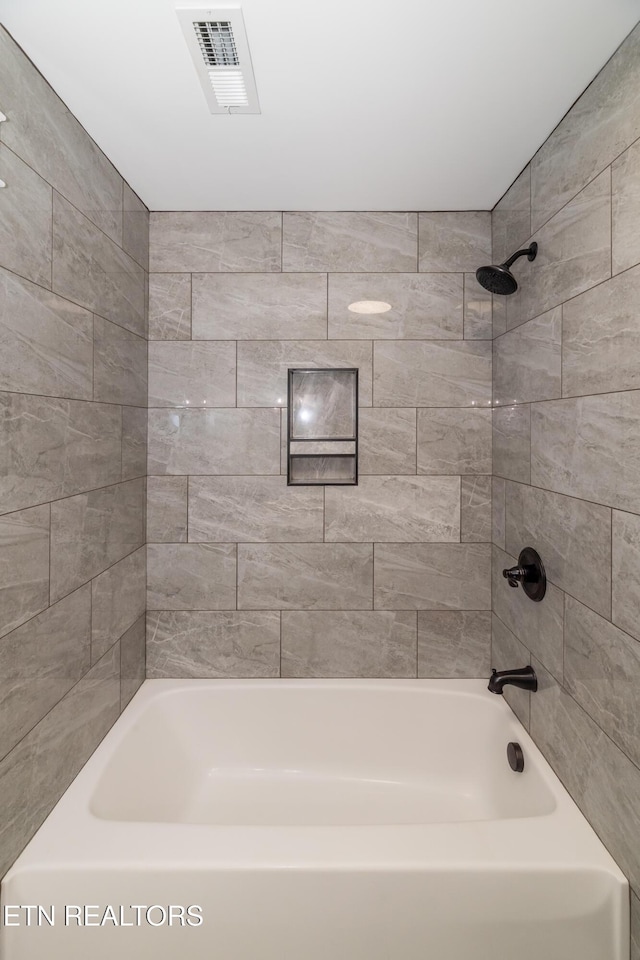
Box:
[359,408,416,475]
[374,542,491,610]
[563,265,640,397]
[0,640,120,878]
[148,407,280,476]
[282,611,417,678]
[325,475,460,542]
[93,316,147,406]
[491,613,531,729]
[492,165,531,265]
[492,295,507,339]
[418,211,491,273]
[238,543,373,610]
[122,183,149,271]
[147,543,236,611]
[146,610,280,678]
[147,476,188,543]
[149,212,281,272]
[0,143,52,288]
[237,339,372,407]
[52,193,145,337]
[0,503,49,640]
[121,406,147,481]
[283,212,417,272]
[50,478,144,602]
[0,584,91,761]
[148,273,191,340]
[328,273,463,339]
[530,658,640,892]
[494,307,562,404]
[193,273,327,340]
[0,265,93,400]
[506,170,611,330]
[0,27,123,244]
[492,476,506,550]
[531,391,640,513]
[492,545,564,682]
[417,408,492,474]
[506,482,611,618]
[0,392,122,515]
[373,340,492,407]
[91,547,146,663]
[493,405,531,483]
[564,595,640,769]
[612,510,640,643]
[120,616,145,710]
[418,610,491,679]
[613,137,640,275]
[189,476,323,542]
[461,476,491,543]
[463,274,493,339]
[148,341,236,407]
[531,23,640,232]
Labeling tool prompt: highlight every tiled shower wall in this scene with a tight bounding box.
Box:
[489,22,640,949]
[147,210,493,679]
[0,28,147,876]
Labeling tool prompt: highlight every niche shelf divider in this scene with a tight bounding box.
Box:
[287,367,358,485]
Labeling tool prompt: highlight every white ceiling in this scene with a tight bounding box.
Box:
[0,0,639,210]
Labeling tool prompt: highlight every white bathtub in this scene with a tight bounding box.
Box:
[1,679,628,959]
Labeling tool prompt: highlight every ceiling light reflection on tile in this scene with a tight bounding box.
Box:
[347,301,392,315]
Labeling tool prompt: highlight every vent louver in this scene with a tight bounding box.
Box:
[194,21,239,66]
[178,8,260,114]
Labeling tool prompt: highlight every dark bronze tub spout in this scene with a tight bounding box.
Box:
[488,666,538,695]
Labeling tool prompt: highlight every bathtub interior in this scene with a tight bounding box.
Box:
[89,682,556,826]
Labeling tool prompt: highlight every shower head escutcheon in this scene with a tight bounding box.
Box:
[475,242,538,296]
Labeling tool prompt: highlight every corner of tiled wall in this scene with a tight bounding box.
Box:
[489,20,640,949]
[0,25,148,877]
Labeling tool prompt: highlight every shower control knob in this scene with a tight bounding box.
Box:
[501,547,546,602]
[503,565,525,588]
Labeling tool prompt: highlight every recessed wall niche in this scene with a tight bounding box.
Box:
[287,368,358,485]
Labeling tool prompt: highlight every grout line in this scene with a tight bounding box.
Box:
[50,183,54,290]
[119,404,124,480]
[610,507,614,627]
[561,590,566,690]
[559,303,564,399]
[0,476,144,520]
[610,160,614,279]
[47,502,52,607]
[325,273,329,339]
[371,542,375,610]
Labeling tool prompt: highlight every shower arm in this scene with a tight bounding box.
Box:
[502,243,538,269]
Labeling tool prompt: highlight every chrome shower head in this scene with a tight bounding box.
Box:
[475,242,538,296]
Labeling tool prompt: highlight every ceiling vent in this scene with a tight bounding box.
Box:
[177,8,260,114]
